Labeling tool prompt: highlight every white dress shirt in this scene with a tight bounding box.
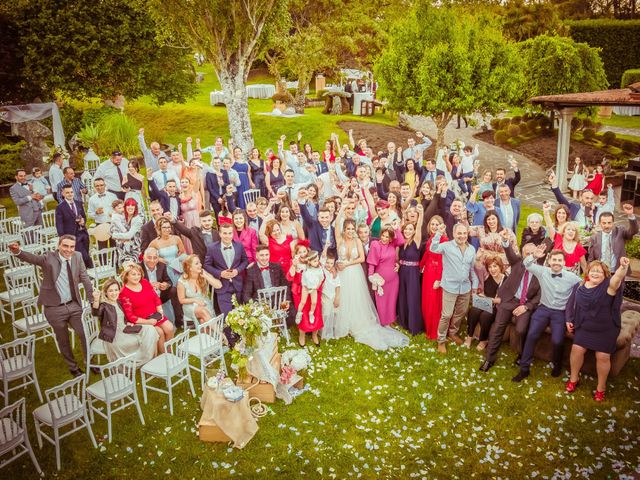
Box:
[87,191,118,224]
[48,164,64,195]
[501,200,514,231]
[94,158,129,192]
[152,169,181,191]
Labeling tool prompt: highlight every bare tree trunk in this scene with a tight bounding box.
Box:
[218,67,253,153]
[432,112,453,156]
[293,73,311,114]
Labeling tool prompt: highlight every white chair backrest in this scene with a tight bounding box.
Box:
[21,300,46,332]
[44,376,86,425]
[0,208,6,222]
[97,354,137,403]
[196,314,225,353]
[82,308,100,342]
[42,210,56,229]
[243,189,261,206]
[20,225,42,246]
[0,335,36,377]
[3,269,36,299]
[7,253,35,272]
[0,218,23,236]
[89,247,118,270]
[0,397,27,453]
[258,286,288,311]
[164,331,190,374]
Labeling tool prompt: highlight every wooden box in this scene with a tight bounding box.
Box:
[199,417,231,443]
[236,352,281,403]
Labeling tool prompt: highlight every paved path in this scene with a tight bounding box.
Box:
[601,125,640,138]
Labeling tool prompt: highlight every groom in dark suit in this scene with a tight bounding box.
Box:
[242,245,290,303]
[204,223,248,314]
[55,184,92,267]
[298,190,336,254]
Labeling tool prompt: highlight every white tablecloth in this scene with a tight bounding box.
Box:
[246,84,276,99]
[352,92,374,115]
[613,106,640,116]
[210,91,225,105]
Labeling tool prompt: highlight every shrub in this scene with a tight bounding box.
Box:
[621,140,640,153]
[272,92,290,103]
[59,104,84,138]
[494,130,509,145]
[582,118,593,129]
[499,118,511,129]
[567,19,640,87]
[522,113,531,121]
[538,116,551,129]
[507,124,521,137]
[571,117,582,131]
[527,119,538,132]
[96,113,139,156]
[77,124,101,153]
[621,68,640,87]
[81,106,119,129]
[490,118,501,130]
[594,122,603,132]
[626,237,640,259]
[602,131,617,146]
[0,141,26,184]
[582,128,596,140]
[610,158,630,170]
[518,122,528,135]
[511,116,522,124]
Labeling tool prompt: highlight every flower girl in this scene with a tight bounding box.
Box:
[295,251,324,325]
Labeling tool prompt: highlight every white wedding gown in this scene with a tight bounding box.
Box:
[334,243,409,351]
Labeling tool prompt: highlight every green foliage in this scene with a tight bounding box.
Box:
[81,107,120,130]
[76,124,101,153]
[272,92,291,103]
[58,104,84,140]
[583,128,596,140]
[490,118,501,130]
[0,141,26,184]
[501,0,568,41]
[621,68,640,87]
[518,122,528,134]
[622,139,640,154]
[610,158,630,170]
[8,0,196,104]
[494,129,509,145]
[517,35,608,103]
[507,124,521,137]
[625,237,640,259]
[567,20,640,88]
[571,117,582,131]
[602,131,617,146]
[527,118,538,132]
[511,116,522,124]
[499,118,511,129]
[582,117,594,129]
[97,113,139,156]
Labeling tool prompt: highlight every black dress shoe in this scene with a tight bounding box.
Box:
[511,369,530,382]
[513,355,521,366]
[70,368,84,378]
[479,360,494,372]
[551,363,563,377]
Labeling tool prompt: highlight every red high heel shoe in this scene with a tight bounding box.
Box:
[565,380,579,393]
[594,390,606,402]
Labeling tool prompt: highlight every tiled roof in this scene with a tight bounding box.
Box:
[530,83,640,107]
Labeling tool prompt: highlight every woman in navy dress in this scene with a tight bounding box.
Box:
[231,146,251,209]
[266,155,285,198]
[248,147,266,197]
[397,204,424,334]
[565,258,628,402]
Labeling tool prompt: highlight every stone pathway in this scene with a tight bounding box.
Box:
[600,125,640,138]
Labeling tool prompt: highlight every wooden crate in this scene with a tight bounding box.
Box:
[198,417,231,443]
[236,352,281,403]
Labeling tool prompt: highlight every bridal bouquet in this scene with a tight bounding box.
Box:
[280,349,311,387]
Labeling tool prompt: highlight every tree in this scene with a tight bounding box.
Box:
[2,0,196,105]
[150,0,289,153]
[501,0,568,41]
[375,2,524,152]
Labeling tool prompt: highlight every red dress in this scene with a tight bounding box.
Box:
[269,235,294,274]
[286,270,324,333]
[585,173,604,195]
[118,279,168,325]
[419,234,447,339]
[553,233,587,270]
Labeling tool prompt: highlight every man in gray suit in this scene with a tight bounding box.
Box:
[8,235,96,377]
[9,169,44,227]
[588,204,638,272]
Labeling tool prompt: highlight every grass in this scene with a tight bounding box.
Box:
[598,113,640,130]
[3,66,640,479]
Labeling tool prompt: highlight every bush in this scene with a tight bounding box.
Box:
[59,104,84,138]
[0,141,26,184]
[527,119,538,132]
[571,117,582,131]
[582,118,594,129]
[594,122,603,132]
[490,118,501,130]
[494,130,509,145]
[621,140,640,153]
[582,128,596,140]
[507,124,521,137]
[567,19,640,87]
[97,113,138,156]
[499,118,511,129]
[621,68,640,88]
[511,116,522,124]
[271,92,290,103]
[81,106,119,129]
[77,124,101,153]
[610,158,630,170]
[538,116,551,129]
[602,131,617,146]
[518,122,528,135]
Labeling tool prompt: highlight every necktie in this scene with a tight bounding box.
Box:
[519,270,529,305]
[70,202,77,216]
[552,273,562,278]
[322,228,328,245]
[602,233,613,268]
[116,165,123,184]
[287,187,293,198]
[162,171,168,185]
[66,260,78,304]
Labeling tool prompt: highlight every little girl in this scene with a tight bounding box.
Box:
[585,164,605,196]
[295,251,324,325]
[568,156,587,199]
[320,251,341,339]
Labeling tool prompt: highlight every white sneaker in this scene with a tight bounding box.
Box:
[309,312,315,325]
[295,311,303,325]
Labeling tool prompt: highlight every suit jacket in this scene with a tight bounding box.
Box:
[10,182,43,226]
[16,250,92,307]
[588,218,639,270]
[551,187,598,222]
[55,200,87,236]
[497,244,541,311]
[492,170,521,197]
[420,168,445,185]
[314,162,329,176]
[204,240,248,295]
[242,262,290,303]
[148,179,182,218]
[494,197,521,232]
[205,171,231,209]
[142,262,174,303]
[299,201,336,253]
[173,221,221,264]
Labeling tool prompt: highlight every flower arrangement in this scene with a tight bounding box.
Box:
[48,144,70,164]
[226,296,273,380]
[279,349,312,385]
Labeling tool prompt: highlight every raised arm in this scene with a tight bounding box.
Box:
[542,203,557,238]
[608,257,629,294]
[620,203,638,239]
[414,204,424,247]
[429,225,447,253]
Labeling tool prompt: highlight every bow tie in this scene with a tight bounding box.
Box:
[98,194,106,197]
[551,273,562,278]
[21,183,28,187]
[260,266,269,271]
[223,246,233,250]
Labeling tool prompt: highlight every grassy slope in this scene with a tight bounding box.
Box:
[3,66,639,479]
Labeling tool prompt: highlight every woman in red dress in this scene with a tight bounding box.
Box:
[259,218,295,274]
[419,215,447,340]
[285,241,323,347]
[118,263,174,353]
[552,221,587,275]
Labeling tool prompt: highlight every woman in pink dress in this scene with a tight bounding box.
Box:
[420,215,447,340]
[179,177,202,254]
[285,241,323,347]
[366,227,404,326]
[232,209,258,263]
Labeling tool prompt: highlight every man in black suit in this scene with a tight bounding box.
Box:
[205,162,231,215]
[148,176,181,220]
[420,159,445,186]
[242,245,290,303]
[588,206,638,271]
[55,184,92,267]
[172,210,221,264]
[245,202,263,234]
[298,190,336,254]
[480,234,541,372]
[142,247,184,328]
[493,164,521,198]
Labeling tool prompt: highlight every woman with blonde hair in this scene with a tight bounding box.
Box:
[552,221,587,274]
[177,255,222,325]
[149,217,188,284]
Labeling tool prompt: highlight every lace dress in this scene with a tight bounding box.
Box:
[180,195,201,253]
[178,277,214,320]
[104,303,158,366]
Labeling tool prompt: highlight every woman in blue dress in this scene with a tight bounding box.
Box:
[248,147,267,197]
[397,204,425,335]
[231,146,251,209]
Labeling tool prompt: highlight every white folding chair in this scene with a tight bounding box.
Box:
[243,189,261,206]
[0,398,42,475]
[20,225,43,248]
[13,299,59,352]
[181,314,227,391]
[0,218,22,245]
[140,331,195,415]
[0,269,37,324]
[258,286,290,344]
[32,375,97,471]
[4,252,35,277]
[86,247,118,288]
[87,354,144,443]
[82,308,106,380]
[0,335,42,406]
[39,210,58,244]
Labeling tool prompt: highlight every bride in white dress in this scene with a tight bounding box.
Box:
[333,200,409,351]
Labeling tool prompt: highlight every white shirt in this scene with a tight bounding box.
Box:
[94,158,129,192]
[87,191,118,224]
[48,164,64,194]
[600,231,616,270]
[460,145,479,174]
[501,199,514,231]
[55,254,73,304]
[277,184,304,202]
[152,169,181,191]
[167,161,186,180]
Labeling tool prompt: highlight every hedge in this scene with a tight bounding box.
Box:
[567,20,640,88]
[621,68,640,87]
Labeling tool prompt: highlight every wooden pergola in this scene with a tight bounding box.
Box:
[529,82,640,189]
